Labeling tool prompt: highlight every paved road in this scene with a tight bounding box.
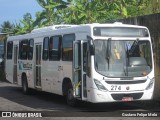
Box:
[0,81,160,119]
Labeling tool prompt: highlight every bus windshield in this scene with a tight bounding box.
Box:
[94,40,152,77]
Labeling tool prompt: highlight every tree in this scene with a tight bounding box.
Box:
[1,21,15,34]
[124,0,150,17]
[151,0,160,13]
[12,13,35,35]
[35,0,68,26]
[61,0,112,24]
[145,0,160,14]
[31,12,44,28]
[1,0,156,36]
[13,23,24,35]
[20,13,34,33]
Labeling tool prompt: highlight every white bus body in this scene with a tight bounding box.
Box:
[5,23,155,105]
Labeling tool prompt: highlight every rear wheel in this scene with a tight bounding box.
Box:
[66,87,77,106]
[22,75,29,94]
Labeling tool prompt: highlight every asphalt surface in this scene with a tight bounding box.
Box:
[0,80,160,120]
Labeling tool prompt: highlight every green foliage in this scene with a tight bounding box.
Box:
[35,0,68,26]
[1,0,159,35]
[0,21,15,34]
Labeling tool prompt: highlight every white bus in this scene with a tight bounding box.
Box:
[5,23,155,106]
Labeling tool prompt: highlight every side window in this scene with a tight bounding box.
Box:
[62,34,75,61]
[43,37,49,60]
[19,40,28,60]
[49,36,61,61]
[28,39,34,60]
[7,41,13,59]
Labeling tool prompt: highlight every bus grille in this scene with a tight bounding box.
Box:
[111,92,143,100]
[105,80,146,84]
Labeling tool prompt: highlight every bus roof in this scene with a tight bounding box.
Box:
[7,23,148,41]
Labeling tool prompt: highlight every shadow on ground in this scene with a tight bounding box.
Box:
[0,81,159,113]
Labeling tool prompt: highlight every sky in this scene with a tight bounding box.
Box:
[0,0,43,25]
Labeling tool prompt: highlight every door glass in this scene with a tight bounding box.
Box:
[13,46,18,83]
[14,46,17,64]
[74,43,81,68]
[36,45,41,65]
[36,45,41,87]
[83,42,87,98]
[73,42,81,96]
[83,43,87,72]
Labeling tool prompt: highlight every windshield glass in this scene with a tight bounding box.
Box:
[94,40,152,77]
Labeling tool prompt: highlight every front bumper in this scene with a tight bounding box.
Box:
[88,88,154,103]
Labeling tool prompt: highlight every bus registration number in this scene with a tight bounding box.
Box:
[111,85,121,91]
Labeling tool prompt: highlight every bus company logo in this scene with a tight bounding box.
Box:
[1,112,42,118]
[126,86,130,90]
[18,61,32,70]
[23,63,32,70]
[2,112,11,117]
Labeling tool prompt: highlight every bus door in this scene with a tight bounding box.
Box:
[81,41,87,100]
[13,45,18,84]
[73,40,87,100]
[35,44,42,88]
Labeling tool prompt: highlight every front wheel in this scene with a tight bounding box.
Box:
[66,87,77,106]
[22,75,29,94]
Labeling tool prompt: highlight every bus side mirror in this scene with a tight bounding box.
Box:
[87,35,95,55]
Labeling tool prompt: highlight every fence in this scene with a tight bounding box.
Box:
[119,13,160,99]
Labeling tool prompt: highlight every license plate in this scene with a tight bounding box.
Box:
[122,97,133,101]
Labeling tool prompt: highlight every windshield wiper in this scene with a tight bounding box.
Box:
[129,38,139,55]
[125,42,130,76]
[106,38,111,70]
[125,38,139,76]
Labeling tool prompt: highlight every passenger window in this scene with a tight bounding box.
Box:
[49,36,61,61]
[62,34,75,61]
[19,40,28,60]
[7,41,13,59]
[43,37,49,60]
[28,39,34,60]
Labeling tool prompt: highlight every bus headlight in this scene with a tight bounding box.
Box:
[145,77,155,90]
[94,79,108,91]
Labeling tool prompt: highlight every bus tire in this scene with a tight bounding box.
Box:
[66,86,77,106]
[22,75,29,94]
